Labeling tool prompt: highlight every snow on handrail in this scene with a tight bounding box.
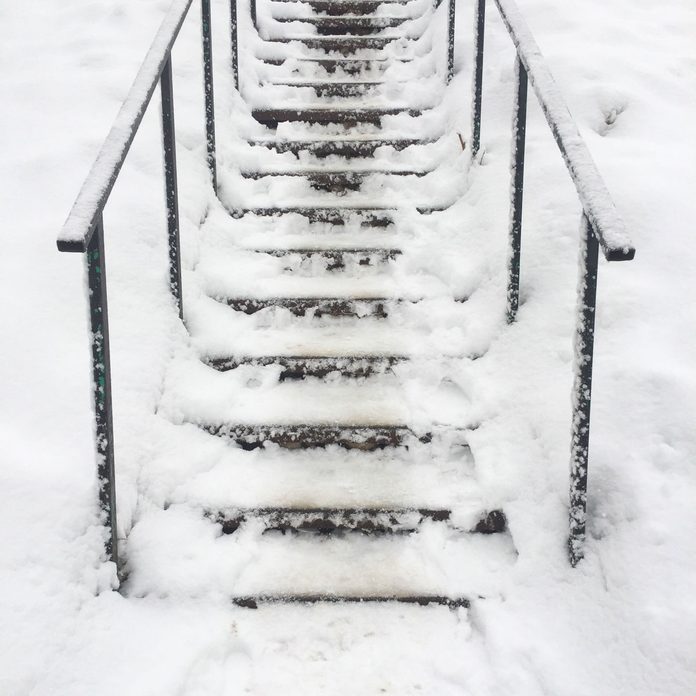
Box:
[57,0,193,253]
[493,0,635,261]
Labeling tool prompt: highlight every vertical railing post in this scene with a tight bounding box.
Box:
[568,213,600,566]
[471,0,486,156]
[201,0,217,192]
[230,0,239,90]
[447,0,456,83]
[506,55,528,323]
[160,56,183,319]
[86,214,120,577]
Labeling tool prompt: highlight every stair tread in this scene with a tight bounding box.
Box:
[164,444,478,511]
[162,363,423,428]
[127,506,515,599]
[187,308,434,356]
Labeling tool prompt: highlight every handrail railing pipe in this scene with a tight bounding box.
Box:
[471,0,486,155]
[202,0,218,192]
[57,0,220,577]
[230,0,240,90]
[447,0,456,82]
[462,0,636,564]
[160,55,183,319]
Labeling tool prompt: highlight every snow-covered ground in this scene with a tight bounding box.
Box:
[1,0,695,694]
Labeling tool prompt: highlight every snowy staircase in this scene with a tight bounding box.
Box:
[125,0,516,608]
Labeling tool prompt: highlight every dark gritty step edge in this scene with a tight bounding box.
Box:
[274,16,408,35]
[265,36,399,53]
[248,137,432,158]
[256,247,402,268]
[232,594,470,608]
[214,507,507,536]
[259,58,412,73]
[252,107,422,127]
[267,80,383,97]
[271,0,414,10]
[231,206,444,225]
[241,169,427,193]
[216,296,465,318]
[201,423,425,450]
[241,169,427,179]
[232,207,396,226]
[219,296,392,318]
[205,354,406,379]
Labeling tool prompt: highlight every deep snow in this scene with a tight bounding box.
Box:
[1,0,695,694]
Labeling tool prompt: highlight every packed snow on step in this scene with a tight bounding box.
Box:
[2,0,696,695]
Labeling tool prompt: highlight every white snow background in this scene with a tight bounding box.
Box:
[1,0,695,694]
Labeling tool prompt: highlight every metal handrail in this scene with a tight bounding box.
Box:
[59,0,194,253]
[494,0,634,261]
[56,0,220,578]
[463,0,636,564]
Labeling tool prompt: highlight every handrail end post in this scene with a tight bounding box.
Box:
[85,214,120,578]
[568,213,600,567]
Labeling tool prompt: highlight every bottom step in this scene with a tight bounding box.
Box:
[232,595,469,609]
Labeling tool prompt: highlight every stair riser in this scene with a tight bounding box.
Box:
[234,209,396,227]
[206,356,404,379]
[252,108,420,128]
[269,37,396,54]
[214,509,507,536]
[273,83,381,98]
[221,297,390,318]
[203,425,425,450]
[244,172,425,194]
[260,248,402,270]
[272,1,410,17]
[219,509,452,535]
[232,595,470,609]
[275,18,407,36]
[253,139,424,158]
[263,58,385,75]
